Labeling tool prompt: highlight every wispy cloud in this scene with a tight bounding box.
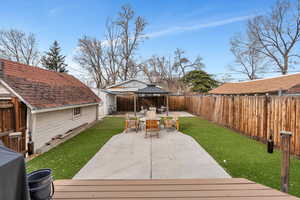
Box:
[48,7,63,17]
[146,15,254,38]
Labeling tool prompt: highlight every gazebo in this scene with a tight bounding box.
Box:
[133,84,170,116]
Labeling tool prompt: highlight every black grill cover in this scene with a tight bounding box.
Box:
[0,144,30,200]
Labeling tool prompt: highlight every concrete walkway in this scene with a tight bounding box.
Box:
[74,130,230,179]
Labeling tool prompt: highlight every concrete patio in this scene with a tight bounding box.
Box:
[109,111,195,118]
[74,129,230,179]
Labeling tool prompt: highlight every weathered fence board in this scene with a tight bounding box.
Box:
[181,95,300,156]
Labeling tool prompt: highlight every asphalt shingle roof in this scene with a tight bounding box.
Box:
[0,59,100,110]
[209,73,300,95]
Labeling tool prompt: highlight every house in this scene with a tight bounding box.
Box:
[92,79,149,115]
[0,59,100,154]
[209,73,300,96]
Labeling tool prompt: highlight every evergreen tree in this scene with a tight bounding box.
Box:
[181,70,219,93]
[41,41,68,72]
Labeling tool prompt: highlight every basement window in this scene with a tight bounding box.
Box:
[73,107,81,118]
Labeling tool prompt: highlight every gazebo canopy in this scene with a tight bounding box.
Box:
[132,84,170,116]
[135,84,169,95]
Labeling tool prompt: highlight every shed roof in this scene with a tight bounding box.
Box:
[0,59,100,110]
[209,73,300,95]
[135,84,169,94]
[106,79,148,89]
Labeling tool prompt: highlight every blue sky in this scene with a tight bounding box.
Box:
[0,0,279,81]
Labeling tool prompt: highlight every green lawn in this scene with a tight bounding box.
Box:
[180,117,300,197]
[26,117,124,180]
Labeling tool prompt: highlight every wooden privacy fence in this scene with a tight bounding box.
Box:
[168,96,186,111]
[184,95,300,156]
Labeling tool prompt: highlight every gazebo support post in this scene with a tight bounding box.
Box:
[166,94,169,116]
[134,94,137,116]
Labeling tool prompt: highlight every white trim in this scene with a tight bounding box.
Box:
[0,79,33,109]
[72,107,82,120]
[0,97,11,100]
[26,107,31,149]
[31,102,99,114]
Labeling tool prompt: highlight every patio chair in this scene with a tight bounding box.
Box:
[163,115,179,130]
[145,119,160,138]
[125,114,139,133]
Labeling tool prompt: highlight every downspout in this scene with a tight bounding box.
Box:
[96,103,99,121]
[27,107,35,155]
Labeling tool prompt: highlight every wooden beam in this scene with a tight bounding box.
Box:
[11,97,21,132]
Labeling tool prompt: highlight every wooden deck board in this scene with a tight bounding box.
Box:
[53,178,299,200]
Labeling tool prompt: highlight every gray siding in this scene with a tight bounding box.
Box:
[32,105,97,151]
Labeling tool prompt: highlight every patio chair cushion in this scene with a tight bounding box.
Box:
[146,120,160,131]
[126,120,138,128]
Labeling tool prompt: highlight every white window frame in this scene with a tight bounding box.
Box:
[73,107,81,119]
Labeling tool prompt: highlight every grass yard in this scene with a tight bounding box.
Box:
[26,117,124,180]
[180,117,300,197]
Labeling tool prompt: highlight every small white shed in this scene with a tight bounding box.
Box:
[91,89,117,117]
[91,79,150,117]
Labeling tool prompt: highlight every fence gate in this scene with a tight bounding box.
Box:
[0,97,27,154]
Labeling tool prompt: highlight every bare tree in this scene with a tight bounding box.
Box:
[116,4,147,81]
[0,29,39,65]
[218,73,234,83]
[141,49,205,92]
[74,5,146,88]
[104,19,121,84]
[230,31,267,80]
[142,55,179,90]
[248,0,300,75]
[74,36,108,89]
[173,48,204,77]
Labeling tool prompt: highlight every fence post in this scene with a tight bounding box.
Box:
[280,131,292,193]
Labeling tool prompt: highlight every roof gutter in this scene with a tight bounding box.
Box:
[31,102,99,114]
[0,79,34,110]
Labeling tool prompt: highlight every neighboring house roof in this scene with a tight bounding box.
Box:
[91,88,118,95]
[209,73,300,95]
[0,59,100,110]
[106,79,148,89]
[135,84,169,94]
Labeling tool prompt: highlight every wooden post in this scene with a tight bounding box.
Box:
[134,94,137,116]
[280,131,292,193]
[11,97,21,132]
[166,95,169,116]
